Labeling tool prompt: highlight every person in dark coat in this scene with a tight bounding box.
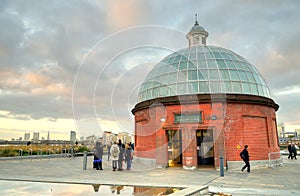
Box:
[93,141,103,170]
[241,145,250,173]
[288,143,293,159]
[107,142,112,161]
[125,143,133,170]
[291,143,297,160]
[117,139,125,171]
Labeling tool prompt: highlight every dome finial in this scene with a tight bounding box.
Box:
[194,13,199,26]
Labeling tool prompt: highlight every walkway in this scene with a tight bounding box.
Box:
[0,155,299,195]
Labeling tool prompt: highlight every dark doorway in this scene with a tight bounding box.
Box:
[166,130,182,166]
[196,129,214,165]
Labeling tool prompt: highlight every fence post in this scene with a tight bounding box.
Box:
[220,156,224,177]
[83,151,87,170]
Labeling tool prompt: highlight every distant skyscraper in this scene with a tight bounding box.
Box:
[70,131,76,143]
[32,132,39,142]
[24,133,30,141]
[47,131,50,141]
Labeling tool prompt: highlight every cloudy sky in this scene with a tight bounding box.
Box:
[0,0,300,140]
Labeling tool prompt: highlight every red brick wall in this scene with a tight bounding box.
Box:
[134,100,279,167]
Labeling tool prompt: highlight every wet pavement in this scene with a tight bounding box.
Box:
[0,155,299,195]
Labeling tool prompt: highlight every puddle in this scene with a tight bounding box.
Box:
[0,180,182,195]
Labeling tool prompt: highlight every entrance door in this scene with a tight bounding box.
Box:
[166,130,182,166]
[196,129,214,165]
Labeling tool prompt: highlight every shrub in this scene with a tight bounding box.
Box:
[0,149,18,157]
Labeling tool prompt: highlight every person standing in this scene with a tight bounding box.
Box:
[92,141,103,170]
[291,143,297,160]
[288,142,293,159]
[117,139,125,171]
[110,141,120,171]
[107,142,111,161]
[240,145,250,173]
[125,143,133,170]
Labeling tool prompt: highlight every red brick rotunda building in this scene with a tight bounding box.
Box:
[132,19,281,170]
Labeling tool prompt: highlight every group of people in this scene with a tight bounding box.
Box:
[288,142,298,160]
[239,142,299,174]
[92,139,134,171]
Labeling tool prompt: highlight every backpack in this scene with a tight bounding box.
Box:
[112,146,119,157]
[240,151,245,159]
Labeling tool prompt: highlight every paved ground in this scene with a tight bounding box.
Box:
[0,154,299,195]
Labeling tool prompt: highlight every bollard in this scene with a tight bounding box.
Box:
[19,149,23,162]
[220,157,224,177]
[83,151,87,170]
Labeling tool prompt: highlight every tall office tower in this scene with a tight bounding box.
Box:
[70,131,76,144]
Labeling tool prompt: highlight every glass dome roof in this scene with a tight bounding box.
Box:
[138,45,270,103]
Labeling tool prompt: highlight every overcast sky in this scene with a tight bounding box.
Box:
[0,0,299,140]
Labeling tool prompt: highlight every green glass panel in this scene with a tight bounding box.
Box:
[171,62,179,70]
[198,60,207,69]
[179,61,188,70]
[146,89,152,100]
[257,85,264,95]
[162,65,170,73]
[190,53,197,60]
[226,60,236,69]
[220,70,230,80]
[199,82,209,93]
[207,59,218,69]
[168,84,177,95]
[161,74,169,84]
[232,82,241,92]
[198,70,208,80]
[187,82,198,93]
[152,88,159,97]
[177,83,186,94]
[242,82,250,94]
[177,71,187,82]
[188,61,197,69]
[188,70,198,81]
[159,86,168,96]
[210,81,221,93]
[213,52,222,58]
[209,69,219,80]
[216,59,227,69]
[259,76,267,86]
[241,63,251,71]
[250,84,258,95]
[169,72,177,82]
[198,52,205,60]
[173,55,181,62]
[226,53,236,60]
[246,72,255,83]
[253,74,260,83]
[222,53,231,60]
[205,51,212,58]
[224,81,232,92]
[180,54,189,61]
[229,70,240,80]
[239,71,248,81]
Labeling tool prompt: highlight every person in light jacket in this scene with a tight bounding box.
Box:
[110,141,120,171]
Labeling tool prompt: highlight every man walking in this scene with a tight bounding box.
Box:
[240,145,250,173]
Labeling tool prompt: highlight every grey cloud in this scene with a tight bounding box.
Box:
[0,0,300,137]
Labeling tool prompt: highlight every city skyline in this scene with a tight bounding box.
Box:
[1,1,300,140]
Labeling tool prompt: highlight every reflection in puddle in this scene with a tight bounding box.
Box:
[0,180,182,195]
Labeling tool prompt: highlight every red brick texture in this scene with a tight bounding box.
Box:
[132,94,280,168]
